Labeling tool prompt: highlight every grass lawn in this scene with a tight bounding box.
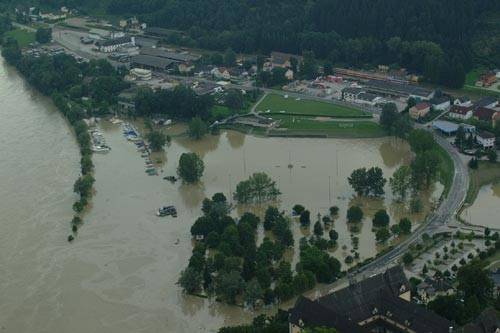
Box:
[256,93,370,118]
[465,161,500,205]
[4,29,36,48]
[465,69,484,86]
[269,114,385,138]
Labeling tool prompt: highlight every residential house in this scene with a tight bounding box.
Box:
[285,69,294,81]
[430,96,451,111]
[96,36,135,53]
[270,51,302,69]
[409,102,431,119]
[341,87,364,102]
[449,105,474,120]
[178,62,195,74]
[211,67,231,80]
[475,97,498,109]
[454,96,472,107]
[476,72,497,87]
[416,277,454,304]
[289,266,452,333]
[477,131,496,149]
[474,107,497,123]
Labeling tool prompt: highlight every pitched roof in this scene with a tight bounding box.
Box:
[450,105,473,115]
[290,296,369,333]
[414,102,431,110]
[130,55,174,69]
[461,308,500,333]
[431,96,450,105]
[292,266,453,333]
[477,131,495,139]
[474,107,496,121]
[270,51,302,65]
[475,97,498,108]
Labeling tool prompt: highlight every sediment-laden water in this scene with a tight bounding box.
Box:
[0,56,441,333]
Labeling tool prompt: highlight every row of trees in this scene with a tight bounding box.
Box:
[1,35,129,240]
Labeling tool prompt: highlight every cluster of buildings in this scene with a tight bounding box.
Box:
[475,70,500,88]
[130,47,200,73]
[15,6,72,23]
[289,265,500,333]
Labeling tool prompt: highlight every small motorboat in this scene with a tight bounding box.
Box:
[163,176,178,183]
[157,205,177,217]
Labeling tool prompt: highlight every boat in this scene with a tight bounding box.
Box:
[163,176,178,183]
[157,205,177,217]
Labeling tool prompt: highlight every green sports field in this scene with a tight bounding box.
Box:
[255,93,370,118]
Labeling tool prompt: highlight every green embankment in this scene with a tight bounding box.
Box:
[435,144,455,197]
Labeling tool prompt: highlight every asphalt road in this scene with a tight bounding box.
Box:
[350,124,469,280]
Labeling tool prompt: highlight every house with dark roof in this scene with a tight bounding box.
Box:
[475,97,498,109]
[474,107,497,122]
[449,105,474,120]
[454,96,472,107]
[365,80,434,100]
[477,131,496,149]
[431,96,451,111]
[289,266,452,333]
[416,277,454,304]
[270,51,302,69]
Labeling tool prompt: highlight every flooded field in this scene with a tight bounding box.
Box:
[462,182,500,229]
[0,55,442,333]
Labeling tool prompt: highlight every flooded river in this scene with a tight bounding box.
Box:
[462,182,500,229]
[0,55,441,333]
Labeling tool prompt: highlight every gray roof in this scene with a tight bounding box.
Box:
[478,131,495,139]
[130,55,174,70]
[431,96,450,105]
[134,36,158,48]
[290,266,452,333]
[433,120,459,133]
[475,96,498,108]
[140,47,200,63]
[366,80,433,98]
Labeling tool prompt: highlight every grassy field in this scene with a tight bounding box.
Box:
[269,114,385,138]
[465,161,500,205]
[256,93,370,118]
[4,29,36,48]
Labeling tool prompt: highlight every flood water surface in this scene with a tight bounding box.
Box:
[462,182,500,229]
[0,56,441,333]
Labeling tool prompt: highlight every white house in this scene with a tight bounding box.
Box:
[448,105,473,120]
[431,96,451,111]
[453,96,472,107]
[285,69,294,81]
[211,67,230,80]
[477,131,496,149]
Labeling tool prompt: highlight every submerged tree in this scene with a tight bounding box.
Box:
[178,152,204,183]
[146,130,167,151]
[234,172,281,204]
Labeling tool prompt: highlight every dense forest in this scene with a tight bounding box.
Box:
[3,0,500,87]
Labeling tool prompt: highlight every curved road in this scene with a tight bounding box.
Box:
[351,124,469,280]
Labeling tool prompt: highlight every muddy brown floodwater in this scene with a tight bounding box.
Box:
[461,182,500,229]
[0,56,442,333]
